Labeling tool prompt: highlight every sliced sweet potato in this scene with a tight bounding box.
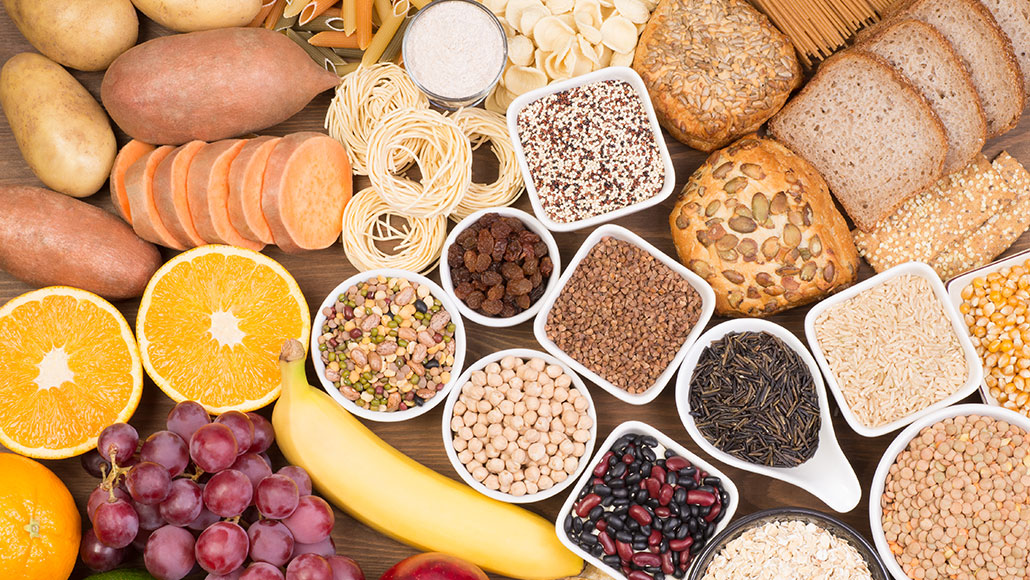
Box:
[125,145,186,250]
[187,139,265,251]
[261,132,352,253]
[153,140,207,247]
[228,135,279,245]
[109,139,155,223]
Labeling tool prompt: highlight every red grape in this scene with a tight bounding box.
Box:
[134,498,166,530]
[88,486,130,521]
[97,423,139,466]
[126,461,172,504]
[242,562,286,580]
[327,556,364,580]
[195,521,249,575]
[215,411,254,455]
[79,529,126,572]
[187,507,221,531]
[231,453,273,493]
[248,519,294,567]
[282,495,333,544]
[286,554,332,580]
[141,430,190,477]
[204,469,253,517]
[167,400,211,442]
[161,478,204,526]
[255,475,299,519]
[277,466,312,495]
[247,412,275,453]
[93,498,139,548]
[81,448,111,478]
[145,525,197,580]
[190,423,239,473]
[205,572,243,580]
[292,536,334,558]
[133,527,154,552]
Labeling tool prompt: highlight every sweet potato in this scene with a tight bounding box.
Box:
[101,28,339,145]
[126,146,186,250]
[228,135,279,244]
[261,132,352,253]
[0,185,161,299]
[187,140,265,251]
[152,141,208,248]
[110,140,155,223]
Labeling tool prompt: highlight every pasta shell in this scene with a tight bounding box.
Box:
[613,0,649,23]
[519,3,551,37]
[600,14,636,54]
[498,17,518,38]
[483,0,508,16]
[557,13,577,29]
[542,39,575,80]
[577,22,602,44]
[597,45,613,67]
[573,0,602,33]
[505,0,543,36]
[600,5,615,18]
[533,15,576,52]
[609,49,635,67]
[535,49,548,74]
[570,42,594,76]
[485,86,506,113]
[504,65,548,95]
[508,34,536,67]
[546,0,575,15]
[576,34,599,64]
[598,0,614,9]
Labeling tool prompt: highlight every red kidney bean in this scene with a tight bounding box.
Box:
[628,505,652,526]
[661,551,675,574]
[598,531,616,555]
[704,501,722,522]
[593,452,613,477]
[665,456,689,471]
[632,552,662,567]
[659,484,674,506]
[651,465,666,482]
[645,477,661,498]
[622,453,634,464]
[595,519,607,532]
[628,572,651,580]
[669,537,694,552]
[574,493,601,517]
[654,506,671,518]
[680,551,692,572]
[616,540,633,562]
[648,529,661,546]
[687,489,716,506]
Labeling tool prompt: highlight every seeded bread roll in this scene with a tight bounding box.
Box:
[669,135,860,317]
[632,0,801,152]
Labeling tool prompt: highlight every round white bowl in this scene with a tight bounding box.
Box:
[438,207,562,328]
[676,318,862,513]
[312,268,467,423]
[869,403,1030,580]
[440,348,596,503]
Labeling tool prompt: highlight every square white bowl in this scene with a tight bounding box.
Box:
[505,66,676,233]
[440,348,596,503]
[555,420,739,580]
[438,207,562,328]
[311,268,467,422]
[945,247,1030,408]
[804,261,983,438]
[532,224,716,405]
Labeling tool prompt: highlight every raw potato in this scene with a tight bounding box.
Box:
[0,53,117,198]
[130,0,262,32]
[1,0,138,71]
[101,28,340,145]
[0,185,162,300]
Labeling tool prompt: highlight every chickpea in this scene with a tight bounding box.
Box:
[500,368,516,382]
[550,418,565,433]
[498,471,514,488]
[472,466,489,482]
[486,409,503,424]
[450,416,464,432]
[534,416,551,432]
[458,449,474,463]
[541,383,554,399]
[484,362,501,375]
[525,465,541,482]
[472,423,488,438]
[506,388,524,403]
[525,381,542,397]
[485,444,500,459]
[505,440,519,455]
[573,429,590,442]
[491,435,508,451]
[462,410,477,427]
[525,410,538,425]
[528,442,547,462]
[486,373,503,387]
[517,436,530,450]
[529,358,546,372]
[499,400,515,415]
[538,432,550,445]
[509,377,524,390]
[514,401,527,415]
[546,364,563,379]
[486,458,504,473]
[509,415,526,431]
[555,374,572,389]
[577,415,593,430]
[525,396,541,411]
[500,355,517,370]
[526,481,539,495]
[487,423,502,438]
[552,470,568,484]
[573,396,588,411]
[523,368,539,382]
[546,443,558,455]
[554,386,569,403]
[453,400,467,415]
[473,450,487,463]
[562,409,578,428]
[559,439,574,455]
[548,455,564,471]
[457,426,473,441]
[505,459,520,472]
[484,474,500,490]
[512,448,528,464]
[467,437,484,453]
[470,374,486,390]
[538,403,552,418]
[462,381,477,395]
[510,481,527,496]
[476,399,492,413]
[563,456,579,473]
[573,442,586,457]
[550,401,563,416]
[538,475,554,490]
[453,437,468,452]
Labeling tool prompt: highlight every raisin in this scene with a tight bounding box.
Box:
[481,270,503,287]
[454,282,474,300]
[500,261,524,280]
[479,213,499,227]
[452,268,471,284]
[481,299,503,315]
[486,284,505,301]
[504,216,525,232]
[504,239,523,261]
[463,249,478,271]
[491,238,508,262]
[456,228,477,250]
[529,283,546,302]
[474,252,492,273]
[477,228,495,255]
[507,278,533,296]
[523,258,539,276]
[473,279,488,291]
[447,244,464,267]
[533,241,548,257]
[490,220,512,239]
[516,293,532,310]
[539,256,554,277]
[500,302,518,318]
[529,272,542,288]
[522,244,536,262]
[465,291,485,309]
[519,230,540,245]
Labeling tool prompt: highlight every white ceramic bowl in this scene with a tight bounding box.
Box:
[533,224,716,405]
[438,207,562,328]
[804,261,983,438]
[555,421,739,580]
[869,403,1030,580]
[312,268,467,422]
[440,348,596,503]
[945,247,1030,408]
[676,318,862,513]
[505,66,676,233]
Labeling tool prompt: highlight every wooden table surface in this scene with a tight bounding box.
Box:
[2,10,1029,580]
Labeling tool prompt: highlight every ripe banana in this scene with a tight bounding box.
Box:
[272,340,583,580]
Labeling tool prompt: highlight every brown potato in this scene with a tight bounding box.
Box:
[130,0,262,32]
[2,0,138,71]
[0,53,117,198]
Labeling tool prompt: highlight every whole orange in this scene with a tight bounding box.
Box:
[0,453,81,579]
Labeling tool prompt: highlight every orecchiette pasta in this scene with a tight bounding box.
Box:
[599,14,636,54]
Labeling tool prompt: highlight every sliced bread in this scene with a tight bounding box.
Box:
[902,0,1024,137]
[768,51,947,232]
[859,19,986,174]
[979,0,1030,97]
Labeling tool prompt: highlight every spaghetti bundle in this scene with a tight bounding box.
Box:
[341,187,448,273]
[448,108,524,220]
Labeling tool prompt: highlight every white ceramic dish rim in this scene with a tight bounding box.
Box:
[311,268,467,423]
[945,247,1030,407]
[439,348,597,503]
[868,403,1030,580]
[804,261,984,438]
[554,420,740,580]
[505,66,677,233]
[532,223,716,405]
[438,207,563,328]
[675,318,862,513]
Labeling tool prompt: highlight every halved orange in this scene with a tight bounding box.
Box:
[137,245,310,414]
[0,287,142,459]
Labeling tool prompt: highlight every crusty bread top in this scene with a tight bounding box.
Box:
[979,0,1030,96]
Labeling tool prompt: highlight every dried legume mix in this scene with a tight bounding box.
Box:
[449,355,591,497]
[516,80,665,224]
[959,260,1030,416]
[545,237,703,393]
[565,432,731,579]
[881,415,1030,580]
[317,275,457,412]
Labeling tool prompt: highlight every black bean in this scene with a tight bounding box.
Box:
[632,540,648,551]
[612,487,629,499]
[588,506,604,521]
[705,525,716,539]
[610,463,627,479]
[608,515,624,531]
[424,359,440,369]
[646,498,660,509]
[578,486,590,500]
[645,566,661,575]
[641,436,658,448]
[689,505,700,517]
[665,472,678,486]
[601,495,615,508]
[612,506,629,517]
[672,551,680,567]
[626,472,642,487]
[609,455,619,467]
[579,531,598,544]
[641,446,656,462]
[594,484,612,497]
[591,543,604,557]
[614,434,635,449]
[673,488,687,505]
[678,525,690,539]
[572,518,583,533]
[607,477,625,488]
[668,503,681,517]
[664,518,680,533]
[665,448,677,458]
[603,555,621,568]
[613,498,630,507]
[655,572,666,580]
[639,525,651,536]
[634,489,648,503]
[687,519,697,533]
[703,476,721,487]
[414,299,428,313]
[652,519,663,532]
[681,466,697,477]
[673,569,685,579]
[697,485,716,494]
[615,530,632,543]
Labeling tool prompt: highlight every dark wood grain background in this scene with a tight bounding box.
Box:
[1,10,1028,580]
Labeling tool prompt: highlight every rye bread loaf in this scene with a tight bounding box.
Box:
[979,0,1030,97]
[769,51,948,232]
[859,19,986,174]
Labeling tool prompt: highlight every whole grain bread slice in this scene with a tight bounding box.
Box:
[979,0,1030,97]
[768,51,947,232]
[858,19,986,174]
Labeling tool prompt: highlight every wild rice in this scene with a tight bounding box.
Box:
[813,274,967,428]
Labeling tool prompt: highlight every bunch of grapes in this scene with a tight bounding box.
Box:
[80,401,364,580]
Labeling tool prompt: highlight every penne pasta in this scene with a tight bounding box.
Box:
[308,30,362,47]
[250,0,279,26]
[264,0,288,28]
[285,28,350,74]
[273,10,300,30]
[410,0,431,9]
[357,0,375,49]
[362,0,410,65]
[379,15,410,62]
[283,0,310,18]
[299,0,341,24]
[343,0,358,34]
[296,11,347,31]
[333,47,366,59]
